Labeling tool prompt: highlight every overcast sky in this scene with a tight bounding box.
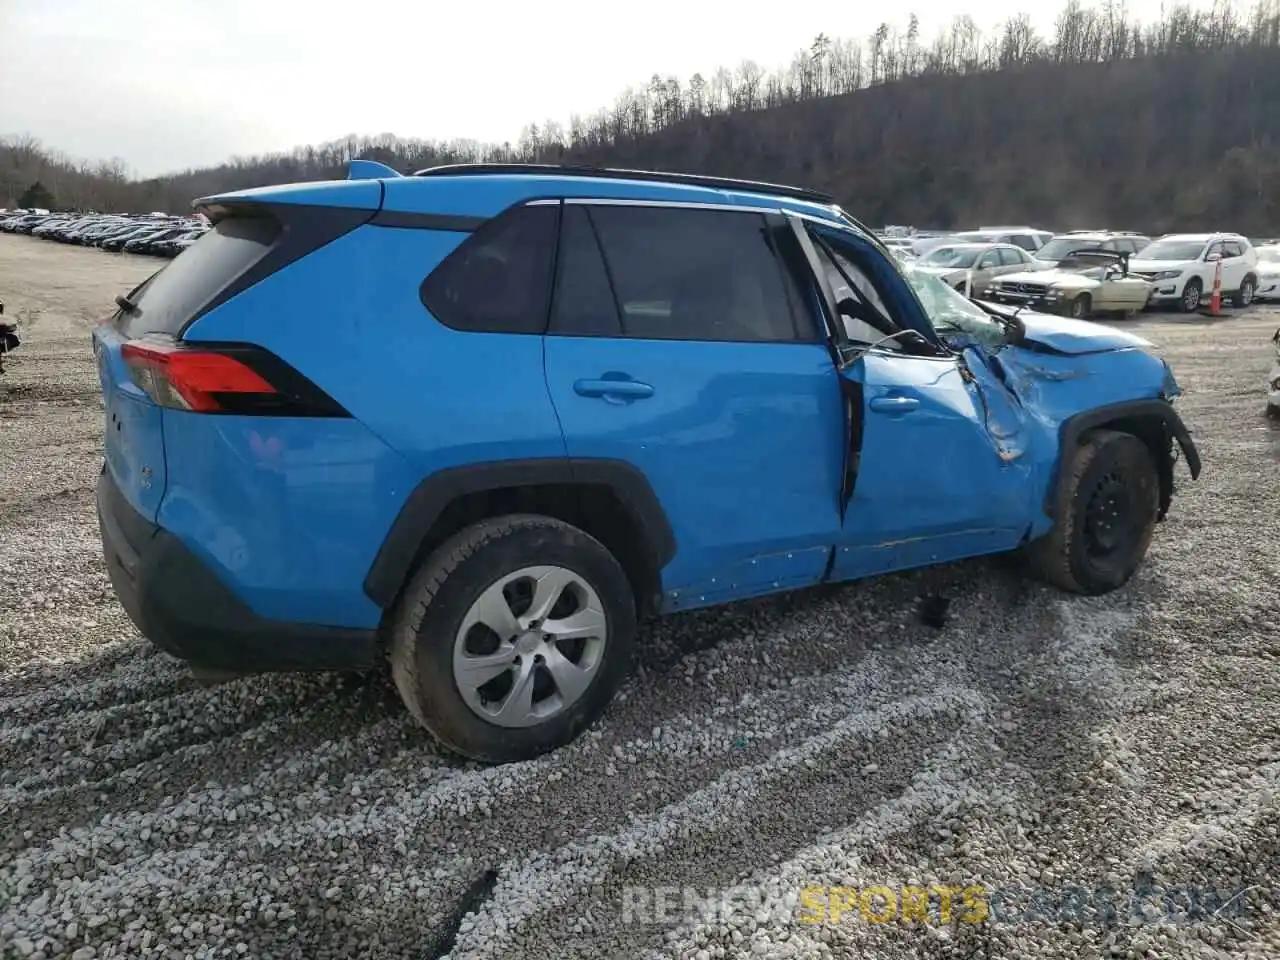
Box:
[2,0,1186,178]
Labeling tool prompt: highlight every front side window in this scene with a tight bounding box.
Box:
[568,205,804,342]
[1140,239,1209,261]
[420,203,559,334]
[811,242,901,348]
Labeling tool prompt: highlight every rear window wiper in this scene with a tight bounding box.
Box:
[114,294,139,315]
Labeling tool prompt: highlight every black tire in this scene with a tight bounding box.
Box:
[1231,275,1256,308]
[1027,430,1159,596]
[1180,278,1203,313]
[1069,294,1092,319]
[389,513,636,763]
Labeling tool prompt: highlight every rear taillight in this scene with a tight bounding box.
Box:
[120,340,348,417]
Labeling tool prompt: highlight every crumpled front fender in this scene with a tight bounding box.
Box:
[1047,398,1201,521]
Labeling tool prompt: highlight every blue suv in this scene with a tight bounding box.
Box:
[93,162,1201,763]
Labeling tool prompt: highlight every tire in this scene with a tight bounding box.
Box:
[1027,430,1159,596]
[1180,278,1202,313]
[1232,275,1256,308]
[389,513,636,763]
[1069,293,1092,319]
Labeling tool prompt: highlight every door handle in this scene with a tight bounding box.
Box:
[573,378,655,400]
[869,395,919,414]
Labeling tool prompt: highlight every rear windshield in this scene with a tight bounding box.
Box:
[119,216,280,337]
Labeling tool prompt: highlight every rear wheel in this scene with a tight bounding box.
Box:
[1027,430,1159,595]
[390,514,636,763]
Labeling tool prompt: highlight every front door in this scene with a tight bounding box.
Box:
[542,200,847,611]
[801,223,1037,581]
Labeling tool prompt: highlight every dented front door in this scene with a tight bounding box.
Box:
[830,346,1036,582]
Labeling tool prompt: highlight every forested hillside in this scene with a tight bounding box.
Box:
[4,0,1280,232]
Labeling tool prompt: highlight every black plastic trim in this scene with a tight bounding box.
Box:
[411,163,836,205]
[1046,399,1202,518]
[181,201,377,335]
[370,210,487,231]
[97,470,379,673]
[362,457,677,610]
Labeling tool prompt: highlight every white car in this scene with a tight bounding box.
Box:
[912,242,1046,297]
[1128,233,1259,312]
[1253,245,1280,301]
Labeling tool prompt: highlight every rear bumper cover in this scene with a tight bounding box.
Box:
[96,467,381,673]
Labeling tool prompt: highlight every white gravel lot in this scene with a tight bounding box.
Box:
[0,234,1278,960]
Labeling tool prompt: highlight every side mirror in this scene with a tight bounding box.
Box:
[1205,251,1222,262]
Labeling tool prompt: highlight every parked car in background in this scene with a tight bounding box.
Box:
[987,249,1153,318]
[1128,233,1258,312]
[0,299,17,375]
[954,226,1053,252]
[0,210,206,257]
[1253,244,1280,302]
[1034,232,1151,266]
[913,242,1044,296]
[1268,328,1280,417]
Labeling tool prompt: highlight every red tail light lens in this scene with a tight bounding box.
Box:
[119,340,348,417]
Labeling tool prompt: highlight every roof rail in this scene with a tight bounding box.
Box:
[410,163,836,205]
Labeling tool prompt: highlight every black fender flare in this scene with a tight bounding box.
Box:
[363,457,676,610]
[1045,399,1202,521]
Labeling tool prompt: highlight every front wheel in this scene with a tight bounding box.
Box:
[1180,278,1203,313]
[1069,293,1092,319]
[1232,276,1256,308]
[390,514,636,763]
[1027,430,1159,595]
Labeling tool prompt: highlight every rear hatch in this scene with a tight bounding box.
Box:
[92,215,284,521]
[92,186,381,523]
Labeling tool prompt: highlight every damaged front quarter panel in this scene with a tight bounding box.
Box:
[948,316,1197,541]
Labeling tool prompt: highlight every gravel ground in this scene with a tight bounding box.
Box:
[1,233,1278,960]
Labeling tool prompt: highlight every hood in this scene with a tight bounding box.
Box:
[1129,258,1196,273]
[996,268,1099,289]
[978,303,1154,355]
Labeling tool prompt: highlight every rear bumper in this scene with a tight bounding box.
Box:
[96,467,381,673]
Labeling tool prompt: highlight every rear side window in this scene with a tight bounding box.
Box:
[1222,240,1244,257]
[550,206,622,336]
[121,216,280,337]
[568,204,804,342]
[420,204,559,334]
[1009,234,1038,251]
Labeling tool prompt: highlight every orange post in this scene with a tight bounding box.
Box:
[1207,258,1223,316]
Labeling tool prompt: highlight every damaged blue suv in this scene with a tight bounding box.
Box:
[93,162,1201,763]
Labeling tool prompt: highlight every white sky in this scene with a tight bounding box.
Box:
[0,0,1198,177]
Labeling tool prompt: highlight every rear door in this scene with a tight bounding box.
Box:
[542,200,846,610]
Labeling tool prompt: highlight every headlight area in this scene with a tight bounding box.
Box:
[1161,360,1182,401]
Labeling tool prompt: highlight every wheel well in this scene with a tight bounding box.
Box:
[1079,415,1176,518]
[409,483,662,618]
